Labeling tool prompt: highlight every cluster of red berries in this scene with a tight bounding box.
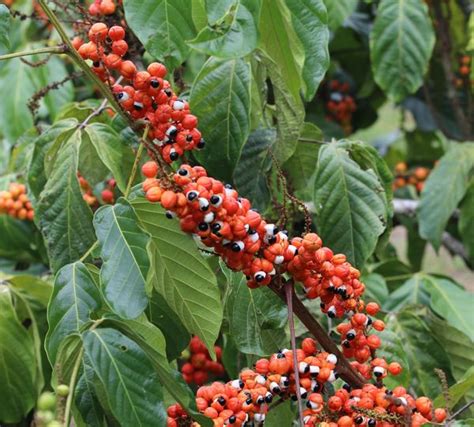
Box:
[142,161,364,319]
[78,174,116,209]
[181,337,225,386]
[455,55,472,88]
[0,183,34,221]
[324,80,357,134]
[88,0,118,16]
[167,338,446,427]
[392,162,430,193]
[75,23,204,163]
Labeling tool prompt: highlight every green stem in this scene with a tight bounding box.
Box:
[0,46,66,60]
[79,241,99,262]
[124,126,149,198]
[63,348,83,427]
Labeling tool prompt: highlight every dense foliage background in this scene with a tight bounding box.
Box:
[0,0,472,426]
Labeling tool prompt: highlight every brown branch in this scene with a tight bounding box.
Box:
[269,280,367,389]
[431,2,471,140]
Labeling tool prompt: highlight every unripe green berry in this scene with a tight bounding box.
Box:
[36,410,54,423]
[37,392,56,411]
[180,349,190,359]
[47,421,62,427]
[56,384,69,397]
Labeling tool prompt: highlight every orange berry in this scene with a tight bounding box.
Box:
[388,362,402,376]
[460,65,470,76]
[372,319,385,331]
[99,0,116,15]
[338,415,354,427]
[365,302,380,316]
[108,25,125,41]
[142,161,159,178]
[88,23,108,42]
[160,191,177,209]
[120,60,137,79]
[146,187,162,203]
[147,62,167,78]
[434,408,447,422]
[112,40,128,57]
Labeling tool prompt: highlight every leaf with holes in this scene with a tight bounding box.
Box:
[313,142,388,268]
[370,0,435,102]
[191,57,251,181]
[188,0,261,58]
[123,0,196,69]
[285,0,329,100]
[37,130,96,272]
[130,194,222,356]
[82,328,167,426]
[94,200,150,319]
[418,143,474,249]
[45,262,102,364]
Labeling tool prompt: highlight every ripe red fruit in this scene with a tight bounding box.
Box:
[99,0,116,15]
[365,302,380,316]
[88,23,108,42]
[108,25,125,41]
[147,62,167,78]
[434,408,447,422]
[101,189,114,204]
[388,362,402,376]
[301,337,317,355]
[145,187,162,202]
[182,114,198,130]
[112,40,128,57]
[120,60,137,79]
[142,161,159,178]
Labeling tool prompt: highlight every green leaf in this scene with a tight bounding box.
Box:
[233,128,276,211]
[384,309,451,396]
[82,328,167,426]
[0,5,11,53]
[313,142,388,268]
[148,292,190,360]
[258,0,303,101]
[459,182,474,264]
[370,0,435,102]
[192,0,208,30]
[260,52,305,164]
[418,143,474,249]
[191,57,251,181]
[426,311,474,382]
[0,215,43,263]
[84,123,134,194]
[123,0,196,69]
[371,259,413,290]
[283,123,323,199]
[188,0,261,58]
[265,400,295,427]
[324,0,357,31]
[130,195,222,356]
[0,288,37,423]
[74,362,107,427]
[426,276,474,341]
[377,328,410,389]
[383,273,431,312]
[285,0,329,100]
[37,130,96,272]
[434,366,474,409]
[222,265,288,356]
[93,200,150,319]
[28,119,78,200]
[360,273,389,306]
[46,262,102,364]
[206,0,235,23]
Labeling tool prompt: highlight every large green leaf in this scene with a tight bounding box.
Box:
[188,0,261,58]
[265,400,295,427]
[233,128,276,211]
[261,52,305,164]
[206,0,235,23]
[93,200,150,319]
[28,119,78,200]
[191,57,251,181]
[285,0,329,100]
[37,130,96,272]
[426,312,474,382]
[370,0,435,102]
[384,309,451,397]
[82,328,167,426]
[418,143,474,249]
[46,262,102,364]
[74,363,107,427]
[0,5,11,53]
[426,277,474,341]
[123,0,196,69]
[283,123,323,199]
[258,0,303,101]
[84,123,134,193]
[383,273,431,312]
[130,195,222,355]
[0,288,37,423]
[222,265,288,356]
[324,0,357,31]
[377,328,410,389]
[459,182,474,264]
[360,273,389,306]
[313,142,388,267]
[0,215,43,263]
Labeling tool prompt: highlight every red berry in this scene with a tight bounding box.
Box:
[142,161,159,178]
[88,23,108,42]
[108,25,125,41]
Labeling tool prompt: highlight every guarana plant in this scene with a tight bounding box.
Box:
[0,1,473,427]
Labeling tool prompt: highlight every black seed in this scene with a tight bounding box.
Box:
[178,169,188,176]
[170,151,179,161]
[197,138,205,149]
[164,88,172,97]
[210,195,220,204]
[150,78,160,88]
[217,397,226,405]
[198,222,208,231]
[231,243,242,252]
[355,416,364,424]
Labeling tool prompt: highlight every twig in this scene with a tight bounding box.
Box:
[124,126,149,198]
[441,232,470,265]
[63,348,83,427]
[285,280,304,427]
[79,241,99,262]
[0,45,66,60]
[448,399,474,421]
[79,98,109,129]
[269,280,366,389]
